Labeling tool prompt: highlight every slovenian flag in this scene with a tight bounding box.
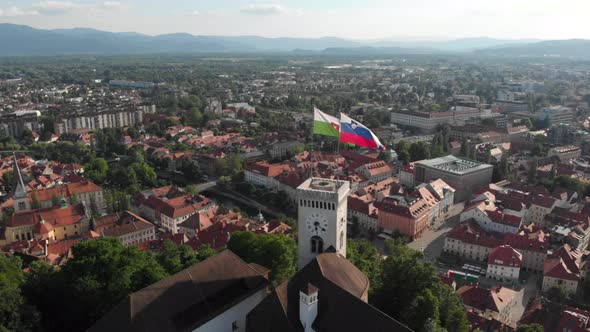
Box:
[313,108,340,138]
[339,113,386,150]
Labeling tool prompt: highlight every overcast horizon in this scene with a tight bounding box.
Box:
[1,0,589,40]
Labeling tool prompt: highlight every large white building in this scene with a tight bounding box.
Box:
[55,104,156,134]
[390,107,502,133]
[296,178,350,270]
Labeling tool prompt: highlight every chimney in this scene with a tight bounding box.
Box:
[299,283,319,332]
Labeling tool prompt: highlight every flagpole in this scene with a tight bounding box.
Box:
[310,101,315,179]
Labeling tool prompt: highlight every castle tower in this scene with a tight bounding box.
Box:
[296,178,350,270]
[12,153,30,212]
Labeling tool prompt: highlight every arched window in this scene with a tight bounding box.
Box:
[340,230,344,248]
[311,236,324,254]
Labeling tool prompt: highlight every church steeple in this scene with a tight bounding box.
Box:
[12,153,30,212]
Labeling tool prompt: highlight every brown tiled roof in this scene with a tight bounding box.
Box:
[543,245,581,281]
[458,285,516,314]
[143,194,213,219]
[29,180,102,202]
[519,297,590,332]
[246,252,411,332]
[447,220,549,253]
[101,211,155,238]
[245,161,292,177]
[375,196,430,219]
[89,250,270,332]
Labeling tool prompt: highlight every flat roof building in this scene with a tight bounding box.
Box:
[539,106,575,125]
[414,156,493,202]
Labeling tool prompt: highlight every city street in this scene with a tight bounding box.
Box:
[407,202,465,261]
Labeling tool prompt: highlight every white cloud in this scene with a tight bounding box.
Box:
[29,1,129,15]
[101,1,130,10]
[240,4,287,15]
[190,10,200,16]
[0,6,39,17]
[31,1,85,15]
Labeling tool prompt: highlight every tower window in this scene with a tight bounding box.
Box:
[340,230,344,248]
[311,236,324,254]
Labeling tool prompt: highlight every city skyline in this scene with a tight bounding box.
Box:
[0,0,589,40]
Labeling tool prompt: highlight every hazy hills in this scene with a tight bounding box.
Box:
[0,23,589,58]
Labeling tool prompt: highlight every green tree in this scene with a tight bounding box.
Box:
[409,142,431,162]
[407,289,440,332]
[528,158,538,184]
[516,323,545,332]
[195,244,217,262]
[347,239,383,294]
[227,231,296,283]
[84,158,109,183]
[395,140,410,163]
[156,240,199,274]
[0,255,39,331]
[30,238,167,331]
[372,240,468,332]
[547,285,567,303]
[21,261,58,331]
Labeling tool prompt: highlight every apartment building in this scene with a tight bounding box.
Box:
[54,104,156,134]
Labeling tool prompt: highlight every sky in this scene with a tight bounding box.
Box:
[0,0,589,40]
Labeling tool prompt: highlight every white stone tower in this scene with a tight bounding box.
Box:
[12,154,30,212]
[296,178,350,270]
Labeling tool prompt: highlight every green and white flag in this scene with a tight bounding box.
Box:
[313,107,340,137]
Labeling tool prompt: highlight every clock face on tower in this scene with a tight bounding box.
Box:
[305,213,329,236]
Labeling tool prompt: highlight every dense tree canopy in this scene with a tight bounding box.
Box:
[0,255,38,332]
[227,231,297,283]
[156,241,216,275]
[22,238,168,332]
[84,157,109,183]
[371,240,469,332]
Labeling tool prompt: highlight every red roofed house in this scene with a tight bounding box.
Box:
[444,220,549,272]
[354,160,394,183]
[375,195,431,240]
[347,195,378,232]
[526,194,557,226]
[244,161,292,189]
[486,245,522,283]
[458,285,518,324]
[519,297,590,332]
[461,198,523,234]
[139,194,215,234]
[542,244,581,296]
[399,163,415,187]
[2,201,89,244]
[29,179,105,210]
[98,211,156,246]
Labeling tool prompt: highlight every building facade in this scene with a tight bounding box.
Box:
[414,156,493,202]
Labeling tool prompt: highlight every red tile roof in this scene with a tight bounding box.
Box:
[7,203,86,228]
[488,245,522,268]
[458,285,516,314]
[245,161,292,177]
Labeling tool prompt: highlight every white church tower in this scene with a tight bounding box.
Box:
[296,178,350,270]
[12,154,30,212]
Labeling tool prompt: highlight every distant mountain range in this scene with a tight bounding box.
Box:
[0,23,589,58]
